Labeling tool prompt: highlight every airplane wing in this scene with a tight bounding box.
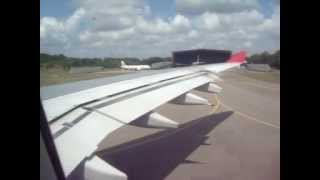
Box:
[41,51,247,180]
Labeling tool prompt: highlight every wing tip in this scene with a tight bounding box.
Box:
[227,51,247,64]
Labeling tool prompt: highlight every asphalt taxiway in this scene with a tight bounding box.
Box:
[95,69,280,180]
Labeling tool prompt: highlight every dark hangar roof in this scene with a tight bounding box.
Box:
[172,49,232,66]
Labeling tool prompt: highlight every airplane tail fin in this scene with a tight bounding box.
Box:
[228,51,247,64]
[121,61,126,66]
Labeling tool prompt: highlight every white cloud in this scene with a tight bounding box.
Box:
[258,6,280,38]
[188,30,199,38]
[40,17,68,54]
[40,8,85,38]
[40,17,64,39]
[74,0,146,32]
[40,0,280,58]
[136,17,172,34]
[176,0,259,15]
[135,14,191,35]
[194,12,220,30]
[64,8,86,31]
[172,14,191,28]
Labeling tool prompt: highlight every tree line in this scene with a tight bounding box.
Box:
[40,53,172,70]
[40,49,280,70]
[246,50,280,69]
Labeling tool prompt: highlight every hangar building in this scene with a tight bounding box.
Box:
[172,49,232,66]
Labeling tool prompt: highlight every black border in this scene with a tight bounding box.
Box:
[281,0,319,179]
[2,0,40,179]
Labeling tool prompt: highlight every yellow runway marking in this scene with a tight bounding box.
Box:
[101,96,223,154]
[219,102,280,129]
[211,94,221,113]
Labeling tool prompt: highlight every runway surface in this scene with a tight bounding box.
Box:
[94,69,279,180]
[41,68,280,180]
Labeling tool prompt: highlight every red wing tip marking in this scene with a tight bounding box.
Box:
[227,51,247,63]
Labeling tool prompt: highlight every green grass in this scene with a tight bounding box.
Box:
[239,69,280,83]
[40,68,129,87]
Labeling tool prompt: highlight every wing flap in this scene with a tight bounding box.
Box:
[91,76,212,123]
[54,111,123,176]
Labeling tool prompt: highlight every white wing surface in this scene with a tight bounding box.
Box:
[41,51,246,179]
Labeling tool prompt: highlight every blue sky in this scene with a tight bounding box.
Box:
[40,0,176,18]
[259,0,276,17]
[147,0,176,18]
[40,0,280,58]
[41,0,275,19]
[40,0,74,18]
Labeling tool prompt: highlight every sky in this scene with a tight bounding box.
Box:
[40,0,280,58]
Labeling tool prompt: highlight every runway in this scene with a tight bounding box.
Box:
[93,69,280,180]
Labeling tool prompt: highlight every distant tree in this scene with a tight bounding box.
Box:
[246,50,280,69]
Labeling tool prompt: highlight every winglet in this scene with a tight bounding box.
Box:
[227,51,247,63]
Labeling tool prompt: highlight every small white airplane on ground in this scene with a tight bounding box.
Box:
[121,60,151,71]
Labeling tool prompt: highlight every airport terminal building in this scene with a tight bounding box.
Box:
[172,49,232,66]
